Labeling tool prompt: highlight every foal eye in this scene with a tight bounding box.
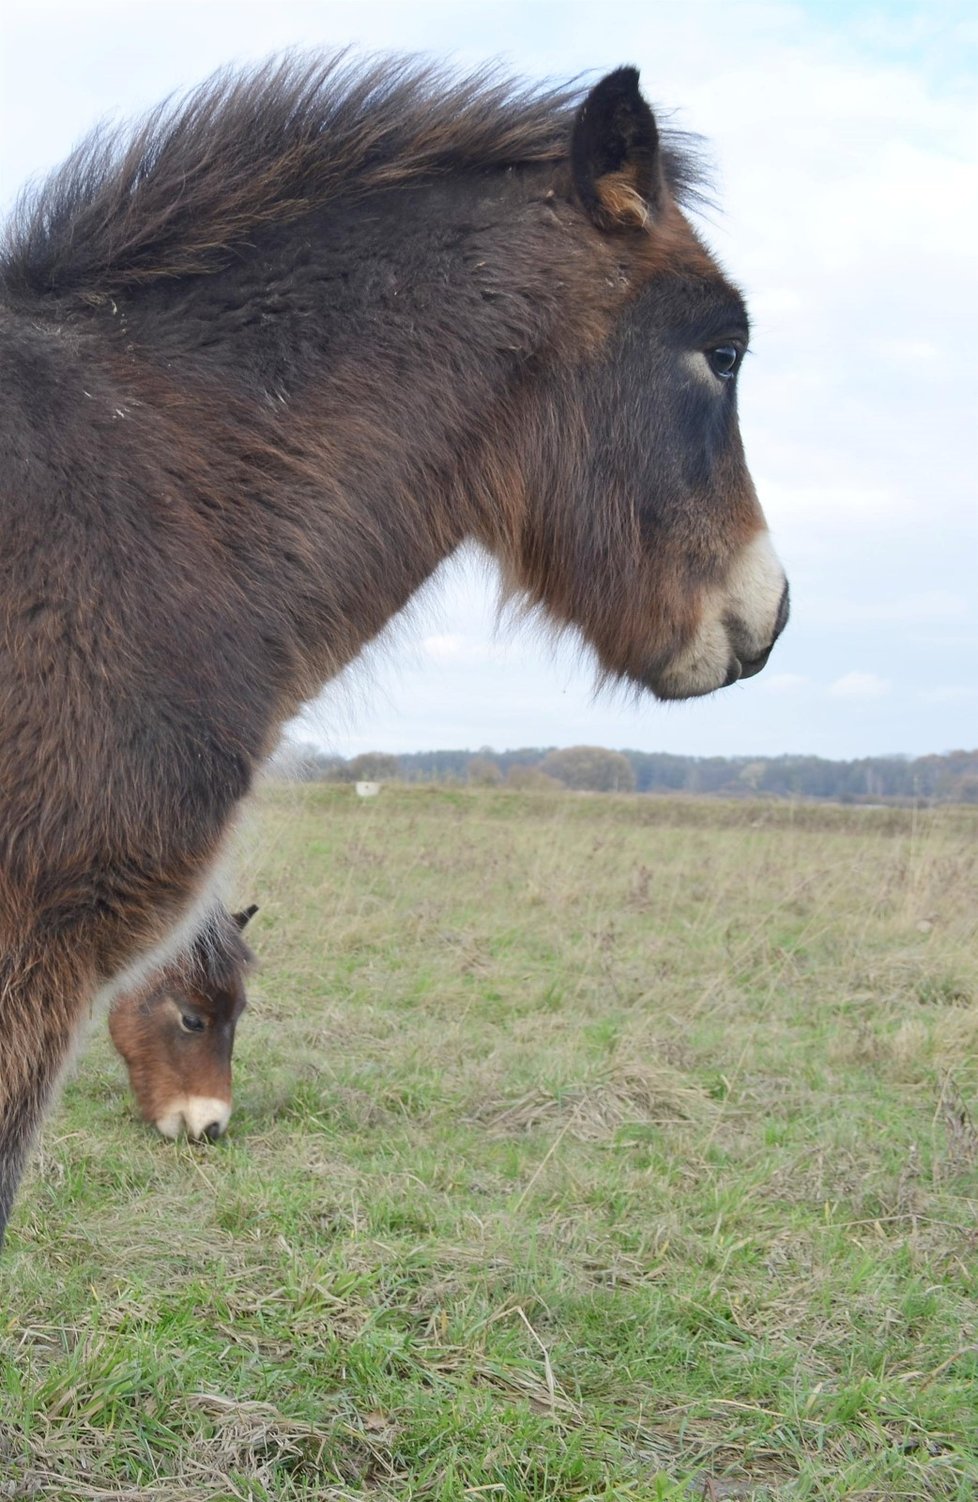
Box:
[180,1013,206,1033]
[708,345,740,380]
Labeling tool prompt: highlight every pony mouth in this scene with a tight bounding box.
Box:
[646,631,778,701]
[642,568,788,702]
[725,642,774,686]
[724,582,789,687]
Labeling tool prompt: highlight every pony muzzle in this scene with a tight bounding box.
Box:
[731,580,790,682]
[655,533,788,700]
[154,1096,231,1141]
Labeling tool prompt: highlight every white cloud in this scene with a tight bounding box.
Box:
[421,634,466,662]
[761,673,810,694]
[420,634,513,665]
[829,673,892,700]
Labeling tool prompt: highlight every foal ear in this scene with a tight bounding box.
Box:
[571,67,662,230]
[233,904,259,929]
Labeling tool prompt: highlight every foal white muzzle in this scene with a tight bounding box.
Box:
[154,1095,231,1141]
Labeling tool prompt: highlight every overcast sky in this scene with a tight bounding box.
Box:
[3,1,975,760]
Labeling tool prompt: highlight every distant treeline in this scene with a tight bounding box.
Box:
[272,743,978,804]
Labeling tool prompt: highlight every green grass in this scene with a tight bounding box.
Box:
[2,785,976,1500]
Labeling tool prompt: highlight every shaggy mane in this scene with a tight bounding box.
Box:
[0,51,704,299]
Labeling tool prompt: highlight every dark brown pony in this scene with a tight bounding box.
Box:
[109,904,256,1140]
[0,55,788,1239]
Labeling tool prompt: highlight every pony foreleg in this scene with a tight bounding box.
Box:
[0,943,94,1244]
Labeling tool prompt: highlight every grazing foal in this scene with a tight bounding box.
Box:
[109,905,257,1141]
[0,57,788,1238]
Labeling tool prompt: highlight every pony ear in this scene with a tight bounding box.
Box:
[571,67,661,230]
[233,904,259,929]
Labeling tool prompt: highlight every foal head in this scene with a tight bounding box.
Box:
[466,67,789,696]
[108,906,257,1140]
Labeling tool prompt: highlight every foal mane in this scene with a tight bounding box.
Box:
[0,52,705,301]
[175,910,254,996]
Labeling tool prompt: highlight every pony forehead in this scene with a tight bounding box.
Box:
[666,280,751,343]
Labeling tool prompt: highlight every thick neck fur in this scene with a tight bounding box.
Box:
[9,171,613,728]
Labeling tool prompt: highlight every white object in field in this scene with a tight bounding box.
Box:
[355,781,381,798]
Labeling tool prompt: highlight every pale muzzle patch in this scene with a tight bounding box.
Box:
[721,530,788,662]
[154,1095,231,1141]
[657,531,787,699]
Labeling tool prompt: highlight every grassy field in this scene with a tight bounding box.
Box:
[1,784,976,1501]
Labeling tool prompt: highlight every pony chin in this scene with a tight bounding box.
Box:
[650,615,737,700]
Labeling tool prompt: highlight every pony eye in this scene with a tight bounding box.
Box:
[708,345,740,379]
[180,1013,206,1033]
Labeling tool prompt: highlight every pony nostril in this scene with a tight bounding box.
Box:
[180,1098,231,1140]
